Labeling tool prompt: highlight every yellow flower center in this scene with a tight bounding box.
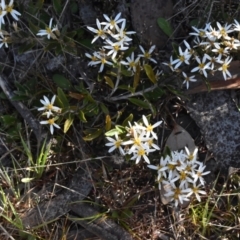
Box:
[6,5,13,13]
[129,61,135,68]
[144,52,150,59]
[46,104,53,110]
[101,58,106,64]
[97,30,105,37]
[173,188,181,200]
[179,55,185,62]
[110,20,115,26]
[168,163,176,171]
[138,148,145,156]
[199,63,205,69]
[199,31,205,37]
[46,27,52,34]
[220,29,226,37]
[179,171,187,180]
[114,140,122,148]
[48,119,55,125]
[113,45,120,51]
[146,125,153,132]
[134,137,141,146]
[222,63,229,72]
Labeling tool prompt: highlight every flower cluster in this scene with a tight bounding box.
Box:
[148,147,210,207]
[0,0,21,48]
[105,115,162,164]
[85,13,159,75]
[36,18,59,40]
[164,20,240,88]
[38,95,61,135]
[105,116,210,205]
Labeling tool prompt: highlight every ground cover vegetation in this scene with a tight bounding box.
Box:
[0,0,240,239]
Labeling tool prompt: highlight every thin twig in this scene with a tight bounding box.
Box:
[106,84,158,101]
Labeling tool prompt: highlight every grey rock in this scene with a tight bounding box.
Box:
[187,90,240,173]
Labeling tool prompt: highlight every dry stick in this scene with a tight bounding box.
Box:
[0,74,43,143]
[185,77,240,94]
[107,84,158,101]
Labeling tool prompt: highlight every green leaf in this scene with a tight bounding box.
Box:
[121,66,133,77]
[21,178,34,183]
[104,76,114,88]
[64,116,74,133]
[144,64,157,84]
[157,17,173,37]
[128,98,149,109]
[53,0,62,15]
[57,87,69,108]
[53,74,72,90]
[144,87,165,100]
[118,85,135,93]
[84,103,99,116]
[105,128,121,137]
[79,110,87,123]
[115,125,125,133]
[100,103,109,115]
[105,115,111,131]
[0,115,17,128]
[122,114,133,127]
[83,128,103,141]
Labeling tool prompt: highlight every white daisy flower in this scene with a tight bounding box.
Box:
[36,18,58,39]
[38,95,61,118]
[138,45,157,64]
[40,118,60,135]
[4,0,21,21]
[105,134,125,156]
[217,56,232,80]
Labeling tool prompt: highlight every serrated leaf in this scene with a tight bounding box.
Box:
[83,128,102,141]
[64,116,74,133]
[57,87,69,109]
[128,98,149,109]
[122,114,133,127]
[133,63,141,90]
[157,17,173,37]
[144,64,157,84]
[53,74,72,90]
[104,76,114,88]
[79,110,87,123]
[105,115,111,131]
